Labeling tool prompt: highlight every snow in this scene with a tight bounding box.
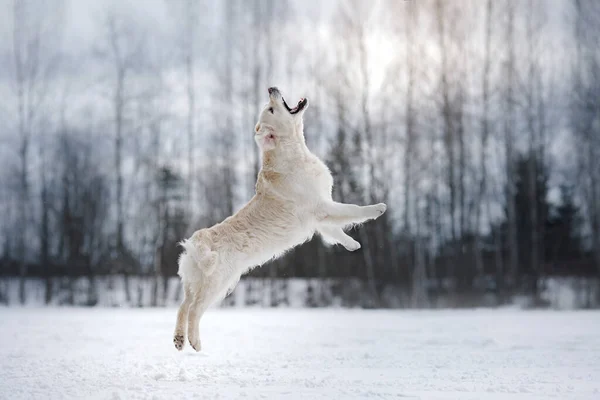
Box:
[0,308,599,400]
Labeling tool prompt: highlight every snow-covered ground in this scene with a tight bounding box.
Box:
[0,308,599,400]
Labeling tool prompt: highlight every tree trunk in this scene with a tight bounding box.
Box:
[504,1,519,295]
[41,169,52,304]
[185,4,196,209]
[474,0,493,293]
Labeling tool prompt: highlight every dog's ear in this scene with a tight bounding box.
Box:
[262,131,277,151]
[256,123,276,135]
[254,124,277,151]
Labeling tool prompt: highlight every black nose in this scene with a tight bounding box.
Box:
[268,87,279,95]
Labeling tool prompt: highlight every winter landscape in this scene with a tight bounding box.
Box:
[1,307,599,400]
[1,0,600,399]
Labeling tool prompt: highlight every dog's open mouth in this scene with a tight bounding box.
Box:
[282,97,307,115]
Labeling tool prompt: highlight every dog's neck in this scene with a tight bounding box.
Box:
[262,140,308,171]
[261,127,309,172]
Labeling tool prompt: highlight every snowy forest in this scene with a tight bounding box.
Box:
[0,0,598,309]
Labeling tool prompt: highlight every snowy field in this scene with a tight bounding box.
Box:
[0,308,599,400]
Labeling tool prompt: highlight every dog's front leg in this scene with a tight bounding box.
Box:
[318,201,386,227]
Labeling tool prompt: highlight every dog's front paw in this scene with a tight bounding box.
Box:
[344,240,361,252]
[366,203,387,219]
[174,334,185,351]
[375,203,387,215]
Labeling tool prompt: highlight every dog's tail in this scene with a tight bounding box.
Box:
[178,236,218,279]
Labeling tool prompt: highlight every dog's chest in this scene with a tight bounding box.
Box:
[288,159,333,201]
[234,217,314,273]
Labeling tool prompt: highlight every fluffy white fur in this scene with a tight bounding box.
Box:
[173,87,387,351]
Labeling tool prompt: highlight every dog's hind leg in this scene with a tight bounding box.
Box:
[187,288,212,352]
[318,226,361,251]
[186,236,218,276]
[173,282,192,350]
[318,201,387,227]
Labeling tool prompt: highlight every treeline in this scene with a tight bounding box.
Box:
[1,276,597,309]
[0,0,598,308]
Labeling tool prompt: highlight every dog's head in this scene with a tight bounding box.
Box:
[254,87,309,152]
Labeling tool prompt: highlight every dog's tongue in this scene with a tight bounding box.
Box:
[289,99,303,112]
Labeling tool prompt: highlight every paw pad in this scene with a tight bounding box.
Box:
[173,334,185,351]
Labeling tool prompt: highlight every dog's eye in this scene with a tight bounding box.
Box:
[268,107,274,114]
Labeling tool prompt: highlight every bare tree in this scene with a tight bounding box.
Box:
[572,0,600,283]
[403,1,417,239]
[95,10,146,303]
[10,0,63,303]
[167,0,203,210]
[184,1,199,210]
[131,47,174,306]
[474,0,494,295]
[39,83,70,304]
[402,0,428,306]
[525,1,539,296]
[434,0,472,295]
[333,0,383,306]
[49,128,110,305]
[221,0,236,218]
[503,0,519,294]
[521,0,549,301]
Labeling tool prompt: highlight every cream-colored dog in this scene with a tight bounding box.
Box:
[173,87,387,351]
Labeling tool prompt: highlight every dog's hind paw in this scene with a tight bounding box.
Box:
[189,337,202,352]
[173,334,185,351]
